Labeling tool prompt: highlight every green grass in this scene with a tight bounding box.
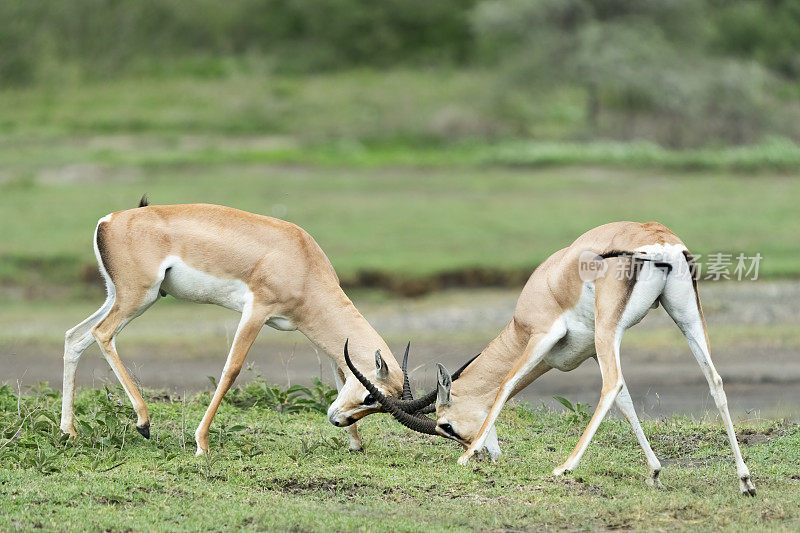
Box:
[1,383,798,531]
[1,69,799,292]
[0,69,579,141]
[1,161,799,291]
[2,68,799,170]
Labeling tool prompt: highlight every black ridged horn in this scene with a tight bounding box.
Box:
[343,340,437,435]
[415,404,436,415]
[401,341,413,401]
[393,352,482,413]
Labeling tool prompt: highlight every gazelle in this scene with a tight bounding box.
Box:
[347,221,756,496]
[60,198,408,454]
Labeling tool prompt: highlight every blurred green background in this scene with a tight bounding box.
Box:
[1,0,799,297]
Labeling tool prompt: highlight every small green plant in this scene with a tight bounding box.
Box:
[72,387,136,451]
[553,396,592,425]
[154,447,179,473]
[286,379,339,415]
[209,422,247,450]
[234,378,337,415]
[27,446,66,474]
[199,450,222,479]
[88,449,125,473]
[284,434,341,466]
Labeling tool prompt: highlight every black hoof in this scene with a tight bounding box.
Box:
[349,447,365,453]
[136,423,150,439]
[743,488,757,497]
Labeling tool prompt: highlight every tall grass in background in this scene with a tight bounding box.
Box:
[2,0,800,148]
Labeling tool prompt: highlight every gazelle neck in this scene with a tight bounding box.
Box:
[295,283,402,386]
[452,319,530,406]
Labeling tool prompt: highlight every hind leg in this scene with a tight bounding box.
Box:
[92,288,160,437]
[661,274,755,496]
[60,296,115,436]
[615,380,662,487]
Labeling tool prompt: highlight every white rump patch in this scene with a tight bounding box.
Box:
[634,243,687,260]
[634,242,691,280]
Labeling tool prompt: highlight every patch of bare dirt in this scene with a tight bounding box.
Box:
[263,477,359,496]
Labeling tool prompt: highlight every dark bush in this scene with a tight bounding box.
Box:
[0,0,478,85]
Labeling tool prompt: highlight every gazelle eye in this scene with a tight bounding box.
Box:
[363,394,376,405]
[440,423,456,437]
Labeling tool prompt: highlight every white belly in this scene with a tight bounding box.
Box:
[160,256,252,312]
[542,261,667,371]
[158,256,297,330]
[544,282,597,371]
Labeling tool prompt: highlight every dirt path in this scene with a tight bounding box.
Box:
[2,281,799,417]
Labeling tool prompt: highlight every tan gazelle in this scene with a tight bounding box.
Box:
[60,199,408,454]
[348,221,756,496]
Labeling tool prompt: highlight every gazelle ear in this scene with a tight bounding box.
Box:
[375,349,389,381]
[436,363,452,405]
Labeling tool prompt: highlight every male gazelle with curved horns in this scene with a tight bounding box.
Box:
[347,221,756,496]
[60,199,408,454]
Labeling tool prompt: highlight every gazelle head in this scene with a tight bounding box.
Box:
[429,363,492,449]
[343,344,490,450]
[327,340,406,426]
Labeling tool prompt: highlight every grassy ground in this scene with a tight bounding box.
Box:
[0,70,578,140]
[1,383,798,532]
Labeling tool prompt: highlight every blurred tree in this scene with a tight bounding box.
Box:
[711,0,800,79]
[0,0,478,84]
[1,0,798,145]
[471,0,783,146]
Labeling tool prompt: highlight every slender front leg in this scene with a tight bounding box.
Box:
[335,366,363,451]
[553,345,622,475]
[458,319,566,465]
[615,381,662,487]
[195,302,269,455]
